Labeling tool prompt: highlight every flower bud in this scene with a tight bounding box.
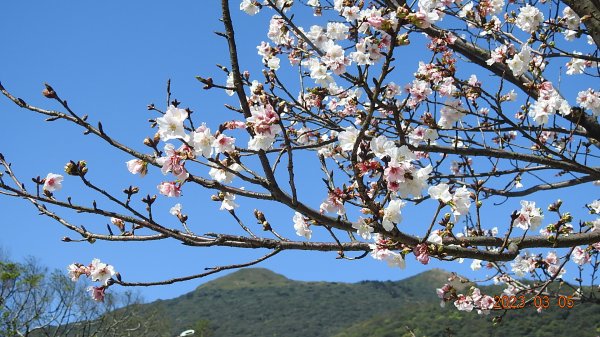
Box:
[254,209,266,222]
[42,84,56,99]
[262,221,271,231]
[77,160,88,176]
[548,199,562,212]
[396,33,410,46]
[64,161,78,176]
[560,212,573,223]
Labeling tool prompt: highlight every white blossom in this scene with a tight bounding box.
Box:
[89,259,115,286]
[470,259,482,271]
[169,203,182,216]
[428,183,452,203]
[513,200,544,230]
[338,126,359,151]
[370,135,394,159]
[452,186,472,218]
[427,230,443,245]
[506,45,531,76]
[191,124,216,157]
[516,5,544,33]
[566,53,586,75]
[438,100,465,129]
[240,0,260,15]
[220,193,239,211]
[293,212,312,240]
[208,163,241,184]
[382,199,406,231]
[156,105,188,141]
[43,173,64,192]
[352,217,374,240]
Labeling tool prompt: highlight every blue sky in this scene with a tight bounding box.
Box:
[1,1,597,302]
[0,0,434,301]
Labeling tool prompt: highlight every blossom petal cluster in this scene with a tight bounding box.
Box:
[43,173,64,192]
[293,212,312,240]
[156,105,189,141]
[67,258,116,302]
[512,201,543,230]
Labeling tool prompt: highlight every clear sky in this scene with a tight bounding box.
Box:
[0,1,597,303]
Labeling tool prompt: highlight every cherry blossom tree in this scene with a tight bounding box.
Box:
[2,0,600,319]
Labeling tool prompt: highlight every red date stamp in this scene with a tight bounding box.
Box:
[493,295,575,310]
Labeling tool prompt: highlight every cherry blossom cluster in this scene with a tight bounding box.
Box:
[437,284,496,315]
[67,258,117,302]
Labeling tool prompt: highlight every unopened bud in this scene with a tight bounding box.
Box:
[548,199,562,212]
[262,221,271,231]
[396,33,410,46]
[561,212,573,223]
[254,209,266,222]
[42,84,56,98]
[78,160,88,176]
[64,161,78,175]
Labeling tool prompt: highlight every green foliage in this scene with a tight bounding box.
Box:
[128,268,600,337]
[193,319,214,337]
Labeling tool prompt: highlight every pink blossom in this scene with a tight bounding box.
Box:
[436,283,452,299]
[406,79,432,108]
[158,182,181,197]
[43,173,64,192]
[126,159,147,176]
[384,161,407,183]
[67,263,89,282]
[572,246,591,265]
[157,144,188,181]
[577,89,600,116]
[87,286,106,302]
[486,45,507,65]
[454,294,474,312]
[224,120,246,130]
[386,180,400,192]
[477,295,496,315]
[320,190,345,215]
[213,134,236,154]
[366,16,385,29]
[413,243,430,265]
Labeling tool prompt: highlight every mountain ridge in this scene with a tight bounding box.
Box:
[120,268,599,337]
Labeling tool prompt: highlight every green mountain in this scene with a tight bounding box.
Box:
[130,268,599,337]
